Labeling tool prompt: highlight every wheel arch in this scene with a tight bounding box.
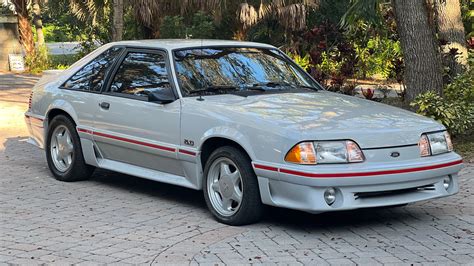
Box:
[47,109,76,125]
[199,135,255,170]
[45,101,79,130]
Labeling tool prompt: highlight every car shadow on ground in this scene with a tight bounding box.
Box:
[3,136,422,230]
[90,168,418,229]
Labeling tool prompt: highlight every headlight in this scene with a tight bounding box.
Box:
[419,131,453,157]
[285,140,364,164]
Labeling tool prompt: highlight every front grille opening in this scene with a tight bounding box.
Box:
[354,184,435,200]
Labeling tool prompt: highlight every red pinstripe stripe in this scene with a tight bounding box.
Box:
[179,149,197,156]
[77,128,176,153]
[253,164,279,172]
[254,159,463,178]
[93,131,176,152]
[77,128,93,135]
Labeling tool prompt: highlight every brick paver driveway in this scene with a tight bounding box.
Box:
[1,73,473,265]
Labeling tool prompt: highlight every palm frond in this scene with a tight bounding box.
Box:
[237,2,259,29]
[237,0,319,31]
[340,0,388,29]
[69,0,109,26]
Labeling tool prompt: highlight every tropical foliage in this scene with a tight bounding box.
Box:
[411,54,474,135]
[160,11,215,39]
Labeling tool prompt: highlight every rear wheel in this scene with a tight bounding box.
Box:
[203,146,263,225]
[46,115,94,181]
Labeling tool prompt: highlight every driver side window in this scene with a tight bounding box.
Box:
[109,52,172,99]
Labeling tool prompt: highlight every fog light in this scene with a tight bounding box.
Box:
[324,187,337,206]
[443,176,451,190]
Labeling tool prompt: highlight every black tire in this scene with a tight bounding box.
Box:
[203,146,264,225]
[45,115,94,181]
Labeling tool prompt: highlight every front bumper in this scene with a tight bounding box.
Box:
[252,152,463,213]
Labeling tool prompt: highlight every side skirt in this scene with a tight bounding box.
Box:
[97,158,200,190]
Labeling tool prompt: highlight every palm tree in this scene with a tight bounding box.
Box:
[130,0,225,38]
[237,0,319,31]
[32,0,45,46]
[112,0,123,41]
[341,0,445,103]
[10,0,35,57]
[129,0,318,39]
[220,0,320,40]
[392,0,444,102]
[435,0,468,77]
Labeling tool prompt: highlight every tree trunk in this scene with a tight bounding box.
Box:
[435,0,468,78]
[112,0,124,41]
[32,0,45,46]
[392,0,444,103]
[12,0,35,57]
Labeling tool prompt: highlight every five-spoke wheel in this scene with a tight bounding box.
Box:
[203,146,263,225]
[46,115,94,181]
[207,158,243,217]
[50,125,74,172]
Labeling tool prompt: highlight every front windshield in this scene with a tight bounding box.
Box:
[173,47,321,96]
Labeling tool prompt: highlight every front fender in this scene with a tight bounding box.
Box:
[200,126,257,160]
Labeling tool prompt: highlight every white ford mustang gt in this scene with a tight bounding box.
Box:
[25,40,463,225]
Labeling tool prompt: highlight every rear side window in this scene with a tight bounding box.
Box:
[108,52,172,98]
[62,47,122,92]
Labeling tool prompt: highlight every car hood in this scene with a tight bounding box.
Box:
[195,91,444,149]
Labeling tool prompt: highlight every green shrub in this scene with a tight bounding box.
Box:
[24,46,77,73]
[160,16,186,38]
[317,51,344,76]
[160,11,215,39]
[76,39,99,59]
[25,45,51,74]
[354,36,402,79]
[444,57,474,103]
[411,54,474,135]
[287,52,312,70]
[189,11,215,39]
[410,91,473,135]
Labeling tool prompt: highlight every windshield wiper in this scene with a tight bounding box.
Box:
[296,84,320,91]
[189,85,267,96]
[253,81,319,91]
[188,85,239,96]
[253,81,294,88]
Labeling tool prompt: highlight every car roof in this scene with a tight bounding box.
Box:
[105,39,276,50]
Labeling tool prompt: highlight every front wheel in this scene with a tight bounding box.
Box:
[203,146,264,225]
[45,115,94,181]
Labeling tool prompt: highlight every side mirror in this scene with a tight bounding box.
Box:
[148,91,176,104]
[110,84,120,92]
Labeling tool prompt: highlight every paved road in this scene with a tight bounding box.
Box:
[1,73,473,265]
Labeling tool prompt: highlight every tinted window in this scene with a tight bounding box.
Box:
[109,52,172,98]
[174,47,320,96]
[63,47,122,92]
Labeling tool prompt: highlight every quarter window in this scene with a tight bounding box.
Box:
[109,52,172,99]
[62,47,122,92]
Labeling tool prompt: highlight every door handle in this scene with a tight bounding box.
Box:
[99,102,110,110]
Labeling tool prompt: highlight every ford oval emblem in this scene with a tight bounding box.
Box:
[391,151,400,158]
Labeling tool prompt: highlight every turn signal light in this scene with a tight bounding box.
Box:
[419,134,431,157]
[285,142,317,164]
